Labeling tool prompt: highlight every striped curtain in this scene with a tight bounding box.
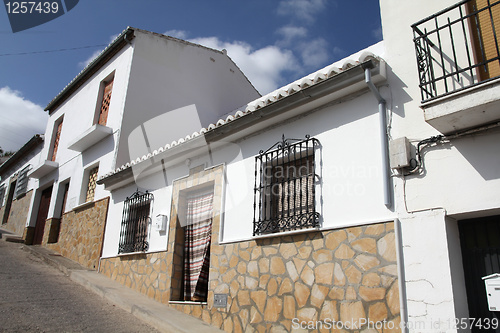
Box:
[183,191,213,301]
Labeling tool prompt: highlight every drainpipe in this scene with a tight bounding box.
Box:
[394,218,409,333]
[364,66,392,208]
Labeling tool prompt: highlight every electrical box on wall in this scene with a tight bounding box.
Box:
[154,214,167,232]
[389,137,412,169]
[483,273,500,311]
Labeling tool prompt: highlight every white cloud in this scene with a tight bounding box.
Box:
[164,29,188,39]
[189,37,299,94]
[299,38,329,68]
[277,0,327,23]
[276,26,308,46]
[0,87,48,152]
[332,46,345,58]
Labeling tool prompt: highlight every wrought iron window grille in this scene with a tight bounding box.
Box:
[0,185,6,206]
[85,166,99,203]
[118,189,153,254]
[253,135,320,236]
[14,165,30,199]
[412,0,500,102]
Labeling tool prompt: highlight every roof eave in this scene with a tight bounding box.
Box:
[0,134,44,176]
[44,27,135,114]
[98,58,385,189]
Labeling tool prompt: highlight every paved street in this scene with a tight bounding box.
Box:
[0,237,159,333]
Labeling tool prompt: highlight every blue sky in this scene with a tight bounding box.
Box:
[0,0,382,152]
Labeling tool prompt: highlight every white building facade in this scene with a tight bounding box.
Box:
[381,0,500,330]
[0,135,44,237]
[98,43,404,330]
[4,1,499,330]
[18,27,260,269]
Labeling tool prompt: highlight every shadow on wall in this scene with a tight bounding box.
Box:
[452,127,500,181]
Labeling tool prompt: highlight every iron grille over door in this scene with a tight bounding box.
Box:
[253,135,320,236]
[459,215,500,332]
[118,190,153,254]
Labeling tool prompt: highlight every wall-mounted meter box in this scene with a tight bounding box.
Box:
[483,273,500,311]
[154,214,167,232]
[389,137,412,169]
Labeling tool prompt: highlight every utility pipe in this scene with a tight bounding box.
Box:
[365,67,392,208]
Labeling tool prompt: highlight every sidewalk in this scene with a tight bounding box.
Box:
[0,227,223,333]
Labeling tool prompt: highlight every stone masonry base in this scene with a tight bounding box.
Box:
[100,221,401,332]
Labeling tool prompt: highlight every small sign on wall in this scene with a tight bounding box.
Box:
[213,294,227,308]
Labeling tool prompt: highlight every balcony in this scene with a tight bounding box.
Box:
[67,124,113,152]
[29,160,58,179]
[412,0,500,133]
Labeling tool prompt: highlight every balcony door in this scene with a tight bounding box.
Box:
[468,0,500,81]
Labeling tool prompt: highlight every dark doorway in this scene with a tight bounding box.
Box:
[33,186,52,245]
[459,215,500,332]
[1,181,17,225]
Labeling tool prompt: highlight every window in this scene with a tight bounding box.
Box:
[96,77,113,126]
[14,166,30,198]
[51,118,63,161]
[58,181,70,217]
[253,135,320,236]
[118,190,152,254]
[85,166,99,202]
[0,185,5,206]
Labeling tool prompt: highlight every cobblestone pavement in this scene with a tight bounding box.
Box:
[0,238,159,333]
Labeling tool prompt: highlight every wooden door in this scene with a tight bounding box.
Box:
[33,186,52,245]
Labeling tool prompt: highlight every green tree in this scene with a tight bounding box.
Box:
[0,147,15,157]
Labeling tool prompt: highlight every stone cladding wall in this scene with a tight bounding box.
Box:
[1,190,33,236]
[46,197,109,270]
[100,222,401,332]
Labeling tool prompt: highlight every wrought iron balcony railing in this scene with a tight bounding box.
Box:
[412,0,500,102]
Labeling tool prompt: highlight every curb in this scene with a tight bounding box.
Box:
[21,245,89,276]
[17,243,223,333]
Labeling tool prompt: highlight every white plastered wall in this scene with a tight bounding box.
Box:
[379,0,500,328]
[28,42,135,228]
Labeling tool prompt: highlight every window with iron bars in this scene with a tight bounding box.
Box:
[118,190,153,254]
[253,135,320,236]
[85,166,99,203]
